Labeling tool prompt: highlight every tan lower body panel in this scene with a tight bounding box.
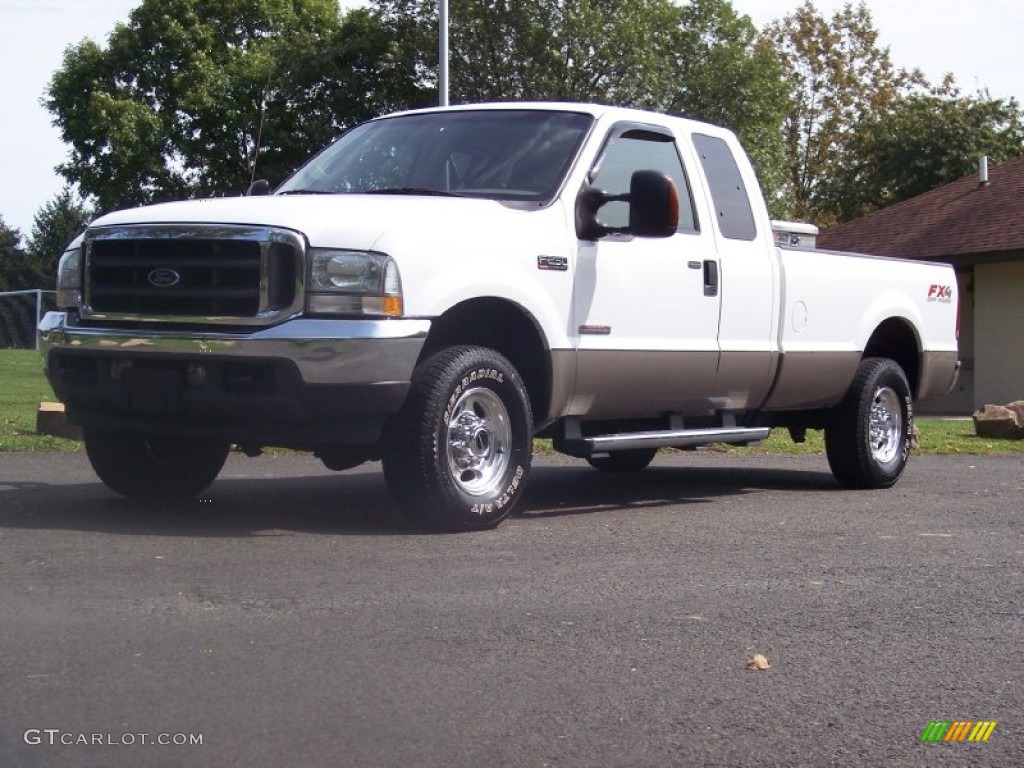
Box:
[545,349,578,424]
[554,349,782,419]
[762,351,862,410]
[917,350,960,401]
[716,350,777,411]
[551,348,959,420]
[567,350,720,418]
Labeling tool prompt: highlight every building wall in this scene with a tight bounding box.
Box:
[975,261,1024,407]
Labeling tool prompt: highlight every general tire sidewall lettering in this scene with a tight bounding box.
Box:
[442,368,506,425]
[436,366,530,521]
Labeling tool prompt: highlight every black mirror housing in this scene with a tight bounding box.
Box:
[575,170,679,241]
[575,185,610,241]
[246,179,271,197]
[627,170,679,238]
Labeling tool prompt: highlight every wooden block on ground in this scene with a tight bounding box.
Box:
[36,401,83,441]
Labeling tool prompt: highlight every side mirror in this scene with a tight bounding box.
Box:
[627,170,680,238]
[246,179,271,197]
[575,170,679,241]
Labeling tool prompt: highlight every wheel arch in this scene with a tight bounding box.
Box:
[862,317,921,397]
[419,297,554,428]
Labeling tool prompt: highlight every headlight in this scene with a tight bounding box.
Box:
[306,249,403,316]
[56,245,82,310]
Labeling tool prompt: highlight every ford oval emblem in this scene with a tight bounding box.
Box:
[147,268,182,288]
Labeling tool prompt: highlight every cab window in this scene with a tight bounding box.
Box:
[590,129,698,233]
[692,133,757,241]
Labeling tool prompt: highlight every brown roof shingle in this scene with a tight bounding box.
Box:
[817,154,1024,259]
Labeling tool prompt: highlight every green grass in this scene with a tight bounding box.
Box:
[2,348,1022,455]
[0,349,81,451]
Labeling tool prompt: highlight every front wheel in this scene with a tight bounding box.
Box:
[383,346,533,531]
[825,357,912,489]
[84,427,229,499]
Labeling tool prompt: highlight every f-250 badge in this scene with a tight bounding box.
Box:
[537,255,568,271]
[927,284,953,303]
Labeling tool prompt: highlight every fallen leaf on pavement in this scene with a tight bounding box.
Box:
[746,653,771,671]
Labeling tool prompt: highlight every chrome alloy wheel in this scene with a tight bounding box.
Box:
[868,386,903,464]
[445,387,511,497]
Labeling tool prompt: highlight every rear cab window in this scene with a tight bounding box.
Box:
[691,133,757,241]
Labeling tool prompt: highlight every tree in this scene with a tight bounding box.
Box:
[668,0,791,214]
[766,1,925,225]
[371,0,681,105]
[26,189,94,285]
[370,0,790,212]
[0,217,35,292]
[832,90,1024,221]
[46,0,429,213]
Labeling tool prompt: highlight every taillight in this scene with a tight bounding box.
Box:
[955,292,961,340]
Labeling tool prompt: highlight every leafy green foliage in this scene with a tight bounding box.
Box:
[0,216,37,292]
[26,190,93,287]
[371,0,681,104]
[369,0,790,213]
[46,0,1017,228]
[766,0,1024,225]
[46,0,430,213]
[669,0,791,213]
[767,1,924,226]
[833,90,1024,221]
[41,0,790,219]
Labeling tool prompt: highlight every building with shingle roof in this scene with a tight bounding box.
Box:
[818,155,1024,412]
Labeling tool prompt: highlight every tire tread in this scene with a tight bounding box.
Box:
[825,357,911,489]
[383,345,533,531]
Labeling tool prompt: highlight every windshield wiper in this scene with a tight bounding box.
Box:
[364,187,463,197]
[277,189,332,196]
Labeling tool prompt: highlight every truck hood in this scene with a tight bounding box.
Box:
[90,194,531,251]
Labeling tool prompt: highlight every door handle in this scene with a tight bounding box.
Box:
[703,260,719,297]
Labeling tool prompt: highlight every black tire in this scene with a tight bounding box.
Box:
[825,357,912,489]
[586,448,658,473]
[383,346,533,531]
[84,427,229,499]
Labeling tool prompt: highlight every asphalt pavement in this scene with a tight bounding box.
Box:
[1,450,1021,767]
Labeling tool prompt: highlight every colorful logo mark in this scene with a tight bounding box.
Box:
[920,721,997,742]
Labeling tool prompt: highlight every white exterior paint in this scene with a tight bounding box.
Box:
[82,103,961,413]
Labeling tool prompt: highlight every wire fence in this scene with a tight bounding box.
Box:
[0,290,57,350]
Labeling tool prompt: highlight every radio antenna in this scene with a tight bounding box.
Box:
[249,75,272,188]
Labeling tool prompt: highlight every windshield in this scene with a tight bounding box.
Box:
[277,109,593,202]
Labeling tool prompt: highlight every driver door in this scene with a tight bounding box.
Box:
[570,124,723,417]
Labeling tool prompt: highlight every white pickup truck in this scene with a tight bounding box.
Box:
[40,103,960,530]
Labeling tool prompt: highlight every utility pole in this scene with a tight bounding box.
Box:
[439,0,449,106]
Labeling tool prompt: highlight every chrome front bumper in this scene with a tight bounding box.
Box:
[38,312,431,445]
[39,312,429,386]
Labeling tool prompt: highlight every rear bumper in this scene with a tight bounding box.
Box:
[39,312,430,446]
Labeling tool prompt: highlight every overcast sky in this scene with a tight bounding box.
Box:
[1,0,1022,237]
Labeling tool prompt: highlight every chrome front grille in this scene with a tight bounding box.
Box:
[82,225,304,326]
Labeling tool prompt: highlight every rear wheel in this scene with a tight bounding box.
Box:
[383,346,533,531]
[825,357,912,489]
[586,448,658,473]
[84,427,229,499]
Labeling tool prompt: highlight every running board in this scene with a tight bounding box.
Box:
[559,426,771,457]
